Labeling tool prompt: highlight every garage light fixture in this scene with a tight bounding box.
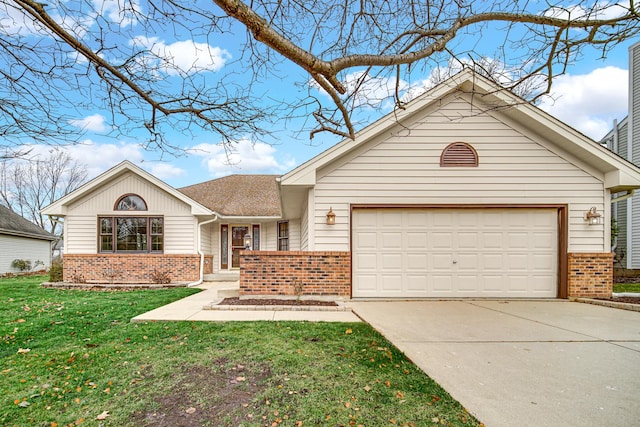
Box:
[584,207,603,225]
[326,207,336,225]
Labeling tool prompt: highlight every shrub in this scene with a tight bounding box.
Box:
[11,259,32,271]
[49,259,63,282]
[150,269,171,284]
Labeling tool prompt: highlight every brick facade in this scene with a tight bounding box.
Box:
[63,254,201,284]
[568,252,613,298]
[240,251,351,297]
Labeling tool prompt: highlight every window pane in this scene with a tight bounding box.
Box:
[252,224,260,250]
[116,218,147,251]
[151,217,163,234]
[100,217,112,234]
[116,195,147,211]
[278,221,289,251]
[151,235,163,251]
[101,235,113,251]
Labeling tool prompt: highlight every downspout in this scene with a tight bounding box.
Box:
[187,217,218,287]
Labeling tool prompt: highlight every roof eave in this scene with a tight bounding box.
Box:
[0,228,56,241]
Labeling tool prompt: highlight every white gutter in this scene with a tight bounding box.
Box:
[187,217,218,287]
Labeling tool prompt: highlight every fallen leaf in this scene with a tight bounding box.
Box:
[96,410,109,420]
[18,401,30,407]
[345,328,353,334]
[15,318,25,323]
[236,376,246,382]
[17,348,31,354]
[185,407,196,414]
[363,385,371,392]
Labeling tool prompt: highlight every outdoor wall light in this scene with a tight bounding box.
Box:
[326,207,336,225]
[584,207,603,225]
[244,233,252,250]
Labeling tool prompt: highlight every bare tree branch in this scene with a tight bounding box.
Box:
[0,0,638,145]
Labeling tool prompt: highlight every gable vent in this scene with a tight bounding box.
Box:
[440,142,478,167]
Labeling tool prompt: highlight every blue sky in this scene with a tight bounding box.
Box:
[2,1,638,188]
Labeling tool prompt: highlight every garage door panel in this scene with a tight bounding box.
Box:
[407,232,428,248]
[406,275,428,292]
[381,253,403,270]
[406,253,428,270]
[352,208,558,298]
[432,232,454,249]
[355,231,377,248]
[381,275,403,292]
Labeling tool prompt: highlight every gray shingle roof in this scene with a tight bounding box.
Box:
[178,175,281,217]
[0,205,55,240]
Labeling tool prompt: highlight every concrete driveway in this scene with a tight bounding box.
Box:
[349,300,640,427]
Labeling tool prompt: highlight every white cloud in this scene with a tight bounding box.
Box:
[544,1,630,20]
[92,0,142,27]
[130,36,231,76]
[13,140,188,182]
[189,139,296,177]
[538,66,628,139]
[148,163,187,180]
[68,114,110,132]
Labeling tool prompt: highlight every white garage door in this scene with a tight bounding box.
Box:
[352,208,558,298]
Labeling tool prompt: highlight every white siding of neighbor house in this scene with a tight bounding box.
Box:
[308,93,607,253]
[603,119,629,264]
[0,234,51,274]
[64,172,196,254]
[629,42,640,268]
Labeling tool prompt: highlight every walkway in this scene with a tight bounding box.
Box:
[131,281,361,322]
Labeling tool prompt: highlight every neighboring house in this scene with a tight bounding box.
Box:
[0,205,55,274]
[43,69,640,299]
[602,41,640,269]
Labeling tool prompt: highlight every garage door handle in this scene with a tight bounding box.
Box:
[452,260,457,264]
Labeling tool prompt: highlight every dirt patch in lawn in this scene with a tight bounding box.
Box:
[131,360,271,427]
[220,297,338,307]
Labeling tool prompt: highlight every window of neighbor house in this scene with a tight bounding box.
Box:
[277,221,289,251]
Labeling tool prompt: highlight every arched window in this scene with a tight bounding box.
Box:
[115,194,147,211]
[440,142,479,167]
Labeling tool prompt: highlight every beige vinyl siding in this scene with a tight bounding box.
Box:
[63,171,196,254]
[0,234,52,273]
[310,94,606,253]
[200,222,214,254]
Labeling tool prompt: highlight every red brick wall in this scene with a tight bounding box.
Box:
[63,254,200,283]
[240,251,351,297]
[568,252,613,298]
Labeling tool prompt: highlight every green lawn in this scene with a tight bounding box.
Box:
[613,282,640,293]
[1,275,479,427]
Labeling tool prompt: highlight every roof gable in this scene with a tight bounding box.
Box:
[179,175,281,217]
[280,69,640,192]
[42,161,212,216]
[0,205,55,240]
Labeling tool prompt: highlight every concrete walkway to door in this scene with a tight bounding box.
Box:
[349,300,640,427]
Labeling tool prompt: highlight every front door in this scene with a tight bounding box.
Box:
[231,226,249,268]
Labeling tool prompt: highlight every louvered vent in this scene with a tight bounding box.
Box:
[440,142,478,167]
